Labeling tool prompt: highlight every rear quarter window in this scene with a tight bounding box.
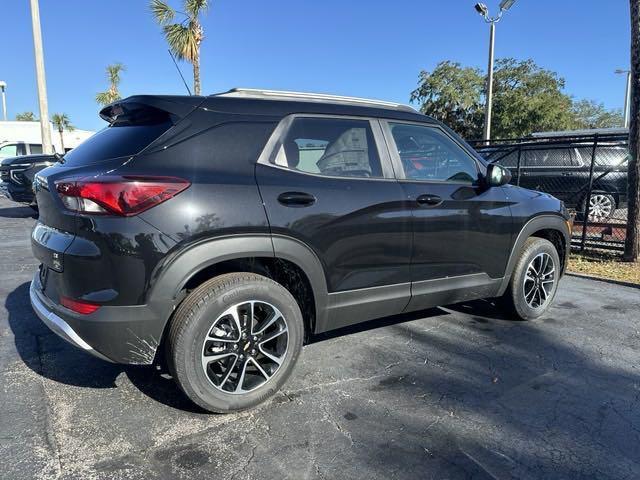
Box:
[61,121,173,167]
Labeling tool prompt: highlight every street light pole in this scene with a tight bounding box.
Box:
[484,22,496,141]
[475,1,517,142]
[0,82,7,121]
[616,69,632,128]
[29,0,53,153]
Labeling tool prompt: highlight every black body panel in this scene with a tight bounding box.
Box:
[28,93,572,364]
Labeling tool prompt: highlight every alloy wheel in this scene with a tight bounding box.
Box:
[201,301,289,394]
[523,252,556,309]
[588,194,613,221]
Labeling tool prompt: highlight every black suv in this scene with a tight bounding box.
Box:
[0,154,58,206]
[30,89,571,412]
[479,143,628,221]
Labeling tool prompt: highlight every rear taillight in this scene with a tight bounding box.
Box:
[55,176,190,216]
[60,296,101,315]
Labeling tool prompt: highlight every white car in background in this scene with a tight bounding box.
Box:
[0,121,94,159]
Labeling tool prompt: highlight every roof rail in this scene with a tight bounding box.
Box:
[215,88,418,113]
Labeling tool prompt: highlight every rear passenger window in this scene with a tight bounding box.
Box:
[388,123,478,183]
[274,117,383,178]
[29,144,43,154]
[524,148,581,167]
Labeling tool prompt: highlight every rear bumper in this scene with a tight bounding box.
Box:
[30,279,113,362]
[30,271,165,365]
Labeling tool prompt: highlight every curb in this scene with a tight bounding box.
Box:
[566,271,640,290]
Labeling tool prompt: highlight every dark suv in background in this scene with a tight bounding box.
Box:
[0,154,58,206]
[479,143,628,221]
[30,89,571,412]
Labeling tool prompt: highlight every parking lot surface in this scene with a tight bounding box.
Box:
[1,196,639,480]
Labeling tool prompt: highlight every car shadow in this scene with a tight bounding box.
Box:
[309,307,449,344]
[6,281,640,476]
[5,282,206,414]
[6,280,452,413]
[0,204,38,219]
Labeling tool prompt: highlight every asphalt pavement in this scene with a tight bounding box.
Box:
[1,196,639,480]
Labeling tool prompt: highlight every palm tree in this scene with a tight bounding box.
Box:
[96,63,126,106]
[15,111,37,121]
[150,0,208,95]
[626,0,640,262]
[51,113,74,152]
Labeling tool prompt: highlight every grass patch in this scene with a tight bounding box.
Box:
[568,251,640,285]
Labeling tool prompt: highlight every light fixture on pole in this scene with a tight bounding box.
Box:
[0,81,6,121]
[615,69,631,128]
[475,0,517,141]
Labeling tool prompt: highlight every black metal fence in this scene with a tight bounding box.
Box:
[470,133,630,253]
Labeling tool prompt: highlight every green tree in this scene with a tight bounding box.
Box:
[572,100,624,130]
[15,111,37,121]
[491,59,576,138]
[96,63,125,106]
[410,61,484,139]
[150,0,208,95]
[51,113,74,152]
[411,58,620,139]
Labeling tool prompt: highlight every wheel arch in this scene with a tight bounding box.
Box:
[497,214,571,296]
[146,234,329,351]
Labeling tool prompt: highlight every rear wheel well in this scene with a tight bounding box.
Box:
[530,229,566,269]
[180,257,316,342]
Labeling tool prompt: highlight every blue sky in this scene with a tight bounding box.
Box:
[2,0,631,131]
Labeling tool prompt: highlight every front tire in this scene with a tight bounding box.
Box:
[167,273,304,413]
[501,237,560,321]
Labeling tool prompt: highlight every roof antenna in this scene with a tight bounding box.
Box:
[168,49,192,95]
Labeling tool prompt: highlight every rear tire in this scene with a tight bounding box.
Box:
[500,237,560,321]
[582,192,616,222]
[167,272,304,413]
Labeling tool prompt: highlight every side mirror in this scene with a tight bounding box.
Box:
[485,163,512,187]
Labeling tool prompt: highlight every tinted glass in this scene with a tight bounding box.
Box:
[487,149,519,168]
[61,121,172,167]
[29,144,43,154]
[524,148,581,167]
[389,123,478,183]
[275,117,382,178]
[575,146,629,167]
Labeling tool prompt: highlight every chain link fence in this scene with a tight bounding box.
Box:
[470,133,630,254]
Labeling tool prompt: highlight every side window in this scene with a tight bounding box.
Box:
[0,143,18,157]
[274,117,383,178]
[29,144,43,154]
[388,123,478,183]
[489,149,519,168]
[525,148,578,167]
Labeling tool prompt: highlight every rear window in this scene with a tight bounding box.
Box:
[61,120,172,167]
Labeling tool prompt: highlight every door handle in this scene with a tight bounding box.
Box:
[416,193,443,207]
[277,191,316,207]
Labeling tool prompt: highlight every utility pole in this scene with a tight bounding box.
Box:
[29,0,53,153]
[616,69,632,128]
[484,22,496,141]
[0,81,6,121]
[474,0,518,142]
